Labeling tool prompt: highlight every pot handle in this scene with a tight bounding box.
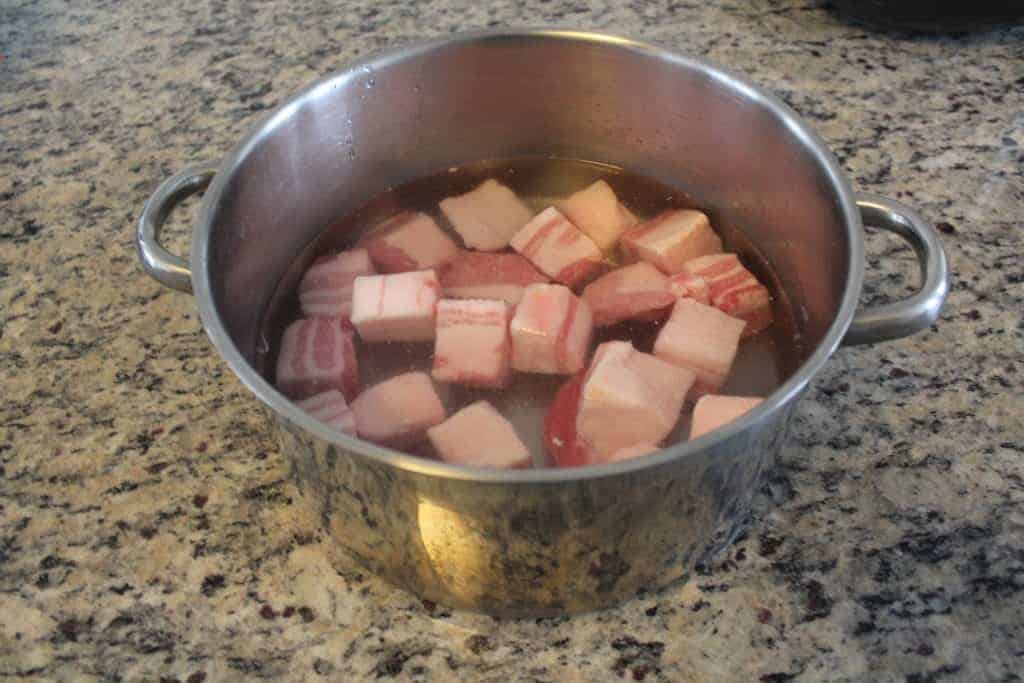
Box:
[136,161,219,294]
[842,193,949,346]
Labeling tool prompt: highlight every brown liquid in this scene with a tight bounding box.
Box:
[260,157,804,464]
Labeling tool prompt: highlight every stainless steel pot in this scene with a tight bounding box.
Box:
[136,30,948,616]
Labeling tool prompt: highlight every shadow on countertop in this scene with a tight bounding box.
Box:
[823,0,1024,34]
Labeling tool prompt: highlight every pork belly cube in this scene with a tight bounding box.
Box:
[558,180,638,252]
[510,284,594,375]
[298,248,376,319]
[439,179,534,251]
[619,203,639,230]
[351,372,446,448]
[718,285,772,336]
[667,272,711,306]
[350,270,440,343]
[620,209,723,275]
[653,298,746,397]
[276,317,359,401]
[427,401,531,469]
[690,395,764,439]
[603,443,660,463]
[437,250,549,305]
[682,254,773,336]
[360,211,459,273]
[576,341,694,460]
[544,372,587,467]
[509,207,604,289]
[296,390,357,436]
[581,262,675,327]
[432,299,512,388]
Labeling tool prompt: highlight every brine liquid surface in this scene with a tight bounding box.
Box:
[260,157,804,464]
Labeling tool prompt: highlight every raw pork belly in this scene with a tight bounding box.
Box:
[509,207,604,289]
[427,401,531,469]
[439,179,534,251]
[276,317,359,400]
[437,250,549,305]
[690,395,763,439]
[581,262,675,326]
[575,341,694,462]
[432,299,512,389]
[351,372,446,448]
[681,254,772,336]
[298,248,376,319]
[510,283,593,375]
[558,180,638,252]
[653,298,746,398]
[296,390,357,436]
[667,272,710,306]
[620,209,722,274]
[360,211,459,273]
[604,443,660,463]
[350,270,440,342]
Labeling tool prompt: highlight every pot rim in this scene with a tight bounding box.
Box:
[191,28,864,484]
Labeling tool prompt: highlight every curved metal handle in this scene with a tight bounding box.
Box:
[136,161,219,293]
[843,193,950,346]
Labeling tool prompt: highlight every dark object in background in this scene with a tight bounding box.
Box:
[829,0,1024,32]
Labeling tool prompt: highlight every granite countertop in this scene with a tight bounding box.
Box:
[2,1,1022,680]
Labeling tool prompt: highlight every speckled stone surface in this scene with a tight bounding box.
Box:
[1,1,1022,680]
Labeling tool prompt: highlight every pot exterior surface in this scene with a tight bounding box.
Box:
[187,31,865,615]
[277,397,796,615]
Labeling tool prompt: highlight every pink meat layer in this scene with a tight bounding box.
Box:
[681,254,772,336]
[432,299,513,389]
[439,179,534,251]
[350,269,441,342]
[437,250,550,305]
[509,206,604,290]
[296,390,357,436]
[667,272,711,306]
[653,298,746,398]
[690,395,764,439]
[557,180,638,252]
[351,372,446,448]
[620,209,723,275]
[298,248,376,319]
[510,283,594,375]
[276,317,360,401]
[576,341,694,461]
[581,262,675,326]
[359,211,459,273]
[427,401,532,469]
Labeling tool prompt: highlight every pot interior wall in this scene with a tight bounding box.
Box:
[205,34,850,366]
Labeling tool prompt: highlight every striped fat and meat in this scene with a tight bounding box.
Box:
[295,390,357,436]
[432,299,513,389]
[581,262,675,326]
[359,211,459,274]
[350,269,441,343]
[620,209,723,275]
[681,253,772,336]
[298,248,376,319]
[509,207,604,290]
[275,316,360,401]
[437,250,549,305]
[509,283,594,375]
